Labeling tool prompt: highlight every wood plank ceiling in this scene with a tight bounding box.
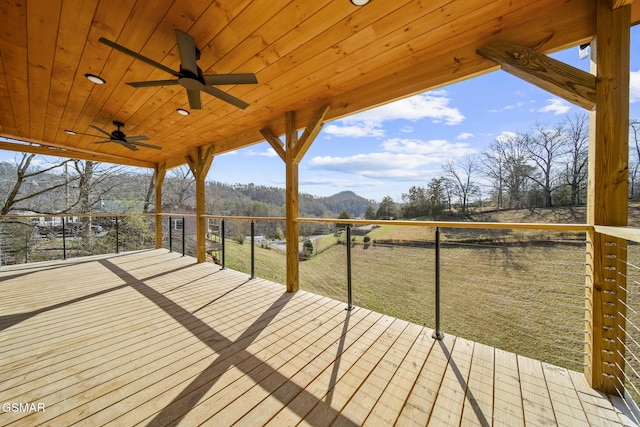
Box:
[0,0,638,169]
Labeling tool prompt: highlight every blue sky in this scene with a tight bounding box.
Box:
[212,26,640,202]
[2,27,640,203]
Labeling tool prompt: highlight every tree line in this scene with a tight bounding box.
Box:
[365,114,640,220]
[1,113,638,222]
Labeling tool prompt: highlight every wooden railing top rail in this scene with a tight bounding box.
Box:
[297,217,592,231]
[201,215,285,221]
[8,213,640,241]
[595,225,640,243]
[0,212,155,219]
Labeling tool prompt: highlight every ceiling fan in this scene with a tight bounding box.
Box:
[99,29,257,110]
[65,121,161,151]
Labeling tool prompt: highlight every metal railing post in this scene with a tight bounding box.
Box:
[169,216,173,252]
[346,225,353,311]
[182,216,186,257]
[221,219,226,269]
[115,216,120,254]
[433,227,444,340]
[250,220,255,279]
[62,217,67,260]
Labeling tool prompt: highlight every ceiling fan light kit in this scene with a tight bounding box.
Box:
[99,29,257,110]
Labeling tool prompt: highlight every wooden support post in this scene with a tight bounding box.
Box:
[285,111,300,293]
[585,0,630,394]
[186,147,214,263]
[153,163,166,249]
[261,105,330,292]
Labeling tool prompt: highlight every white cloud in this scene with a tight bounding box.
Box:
[259,148,278,157]
[323,123,384,138]
[244,147,279,157]
[309,152,438,179]
[538,98,572,115]
[381,138,476,157]
[631,70,640,103]
[457,132,474,140]
[324,91,465,138]
[496,131,518,143]
[219,150,238,156]
[300,176,385,188]
[307,137,476,180]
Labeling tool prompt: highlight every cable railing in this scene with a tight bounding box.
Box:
[0,213,160,266]
[296,218,590,373]
[594,226,640,421]
[7,212,640,410]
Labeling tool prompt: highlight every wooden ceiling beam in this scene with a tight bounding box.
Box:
[477,40,596,110]
[611,0,633,8]
[294,105,330,164]
[259,128,286,162]
[0,139,154,168]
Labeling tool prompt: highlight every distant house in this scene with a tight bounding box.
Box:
[8,210,78,227]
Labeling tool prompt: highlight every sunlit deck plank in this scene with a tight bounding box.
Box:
[542,363,590,425]
[518,355,556,425]
[428,337,474,426]
[362,323,435,426]
[493,348,526,426]
[395,333,457,425]
[0,250,633,426]
[460,341,494,426]
[568,370,627,426]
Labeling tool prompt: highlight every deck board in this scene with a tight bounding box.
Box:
[0,249,635,426]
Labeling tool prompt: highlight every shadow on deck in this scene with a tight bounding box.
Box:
[0,249,636,426]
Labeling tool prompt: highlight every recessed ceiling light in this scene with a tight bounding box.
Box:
[176,108,190,116]
[350,0,370,5]
[85,73,106,84]
[64,129,76,135]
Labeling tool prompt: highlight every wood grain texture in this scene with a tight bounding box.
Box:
[585,0,631,394]
[477,41,596,110]
[0,0,604,169]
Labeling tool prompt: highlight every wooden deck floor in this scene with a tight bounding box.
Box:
[0,249,636,426]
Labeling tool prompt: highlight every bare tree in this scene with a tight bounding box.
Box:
[483,133,532,209]
[563,113,589,205]
[628,119,640,199]
[525,122,568,207]
[163,166,196,209]
[482,147,505,209]
[443,155,480,215]
[0,153,75,215]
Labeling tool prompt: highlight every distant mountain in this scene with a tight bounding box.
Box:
[208,183,376,218]
[317,191,377,218]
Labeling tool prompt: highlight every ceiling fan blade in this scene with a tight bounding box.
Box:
[90,140,114,144]
[89,125,113,138]
[68,131,105,138]
[175,29,198,76]
[130,141,162,150]
[127,80,180,88]
[202,85,249,110]
[125,135,150,141]
[187,89,202,109]
[99,37,178,77]
[203,73,258,85]
[118,140,139,151]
